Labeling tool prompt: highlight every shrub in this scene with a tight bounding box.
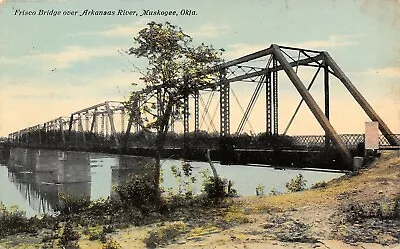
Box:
[256,184,265,196]
[55,194,91,215]
[269,188,282,196]
[170,162,196,197]
[345,198,400,221]
[144,221,187,248]
[0,203,35,237]
[58,222,80,248]
[203,176,237,202]
[87,197,116,217]
[113,173,160,213]
[88,226,107,242]
[285,174,307,193]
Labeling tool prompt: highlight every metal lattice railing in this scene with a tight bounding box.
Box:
[379,134,400,147]
[292,134,400,149]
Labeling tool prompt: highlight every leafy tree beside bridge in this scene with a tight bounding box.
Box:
[124,21,224,191]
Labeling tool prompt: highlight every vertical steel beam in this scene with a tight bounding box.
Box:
[124,93,140,149]
[105,102,119,146]
[324,62,330,148]
[121,111,125,133]
[124,115,133,149]
[157,88,163,118]
[105,113,109,137]
[323,52,399,146]
[170,105,175,132]
[59,117,65,146]
[272,44,352,165]
[78,116,84,131]
[43,123,47,145]
[101,114,105,136]
[220,70,230,138]
[272,58,279,135]
[90,111,97,133]
[194,91,200,133]
[135,97,141,132]
[183,93,189,153]
[183,95,189,134]
[85,113,89,132]
[219,69,231,164]
[266,72,272,134]
[78,114,86,144]
[68,114,73,132]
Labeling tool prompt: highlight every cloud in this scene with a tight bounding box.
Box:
[189,24,230,38]
[83,25,143,37]
[79,20,148,37]
[35,45,121,69]
[1,70,140,99]
[224,43,269,59]
[287,35,357,49]
[0,56,19,65]
[81,22,230,39]
[0,45,122,69]
[100,25,142,37]
[223,35,357,61]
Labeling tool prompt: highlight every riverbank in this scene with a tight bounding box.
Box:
[1,150,399,248]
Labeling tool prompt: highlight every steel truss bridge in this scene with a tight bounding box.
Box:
[7,44,400,168]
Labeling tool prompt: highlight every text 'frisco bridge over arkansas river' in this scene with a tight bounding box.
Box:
[6,44,400,171]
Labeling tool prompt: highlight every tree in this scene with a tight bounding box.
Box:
[124,22,224,193]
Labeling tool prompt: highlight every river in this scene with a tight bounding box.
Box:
[0,147,344,216]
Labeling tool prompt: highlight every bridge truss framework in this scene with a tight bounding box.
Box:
[8,44,400,165]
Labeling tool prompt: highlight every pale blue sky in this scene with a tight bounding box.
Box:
[0,0,399,136]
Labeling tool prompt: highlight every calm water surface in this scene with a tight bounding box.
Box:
[0,147,344,216]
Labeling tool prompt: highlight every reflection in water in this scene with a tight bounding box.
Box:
[7,171,53,214]
[7,148,92,214]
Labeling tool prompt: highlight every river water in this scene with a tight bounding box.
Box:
[0,147,344,216]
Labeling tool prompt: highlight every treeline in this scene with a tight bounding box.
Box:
[10,130,296,150]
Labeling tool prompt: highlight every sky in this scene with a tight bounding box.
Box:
[0,0,399,137]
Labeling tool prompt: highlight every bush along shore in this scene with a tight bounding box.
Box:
[1,151,400,249]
